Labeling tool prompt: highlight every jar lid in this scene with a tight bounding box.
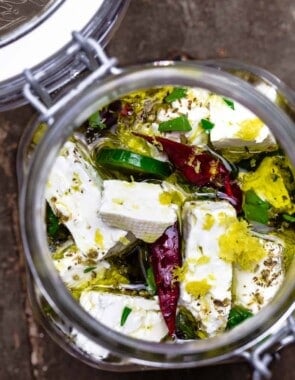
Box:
[0,0,129,110]
[0,0,64,48]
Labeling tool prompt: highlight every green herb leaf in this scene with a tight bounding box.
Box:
[46,204,60,238]
[83,266,97,273]
[176,306,199,340]
[282,214,295,223]
[227,305,253,329]
[223,98,235,110]
[158,115,192,132]
[243,190,270,224]
[200,118,215,133]
[120,306,132,326]
[146,267,156,295]
[46,204,70,246]
[165,87,187,103]
[88,111,106,130]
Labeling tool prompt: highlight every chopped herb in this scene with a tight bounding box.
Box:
[200,118,215,133]
[46,204,60,238]
[146,267,156,294]
[243,189,270,224]
[83,266,97,273]
[282,214,295,223]
[165,87,187,103]
[271,173,279,182]
[158,115,192,132]
[223,98,235,110]
[227,305,253,329]
[120,306,132,326]
[88,111,106,130]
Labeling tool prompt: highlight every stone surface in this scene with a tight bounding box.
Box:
[108,0,295,88]
[0,1,294,379]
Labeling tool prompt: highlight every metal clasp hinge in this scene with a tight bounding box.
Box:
[241,315,295,380]
[23,31,121,123]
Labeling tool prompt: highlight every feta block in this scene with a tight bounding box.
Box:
[209,95,277,152]
[71,294,122,362]
[79,291,168,341]
[233,239,284,314]
[180,200,236,336]
[52,241,110,288]
[155,88,211,145]
[74,330,109,360]
[46,141,134,260]
[255,82,277,103]
[100,180,178,243]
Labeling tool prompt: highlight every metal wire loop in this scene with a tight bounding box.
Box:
[23,31,120,121]
[241,315,295,380]
[23,69,53,108]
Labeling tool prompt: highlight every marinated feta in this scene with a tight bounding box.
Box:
[46,141,135,260]
[233,239,284,313]
[209,94,276,152]
[44,84,294,344]
[180,200,236,336]
[79,291,168,341]
[51,241,111,288]
[155,88,211,145]
[100,180,178,243]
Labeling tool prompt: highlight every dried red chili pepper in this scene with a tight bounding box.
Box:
[223,177,243,212]
[149,222,181,337]
[134,133,242,212]
[120,102,133,117]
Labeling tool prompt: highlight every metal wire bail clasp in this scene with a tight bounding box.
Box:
[241,314,295,380]
[23,31,121,123]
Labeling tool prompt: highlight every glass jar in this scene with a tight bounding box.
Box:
[17,42,295,378]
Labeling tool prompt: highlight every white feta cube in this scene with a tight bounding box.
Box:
[209,95,277,151]
[46,141,134,260]
[255,82,277,103]
[52,241,110,288]
[74,331,109,360]
[79,291,168,342]
[233,238,284,314]
[180,200,236,336]
[155,88,211,145]
[100,180,178,243]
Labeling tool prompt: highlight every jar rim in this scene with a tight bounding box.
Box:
[20,60,295,365]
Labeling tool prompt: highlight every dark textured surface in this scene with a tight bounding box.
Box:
[0,1,294,379]
[108,0,295,88]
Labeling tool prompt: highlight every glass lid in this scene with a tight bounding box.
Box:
[0,0,64,47]
[0,0,129,110]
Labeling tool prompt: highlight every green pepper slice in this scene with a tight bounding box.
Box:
[96,148,173,178]
[282,213,295,223]
[176,306,199,340]
[227,305,253,329]
[158,115,192,132]
[164,87,187,103]
[200,118,215,132]
[243,189,270,224]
